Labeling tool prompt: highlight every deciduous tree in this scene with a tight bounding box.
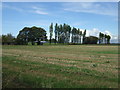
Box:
[49,23,53,44]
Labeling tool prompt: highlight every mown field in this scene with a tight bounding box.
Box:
[2,45,119,88]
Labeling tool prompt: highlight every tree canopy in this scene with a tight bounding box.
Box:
[50,23,85,44]
[99,32,111,44]
[2,23,112,45]
[17,26,47,45]
[84,36,98,44]
[2,33,15,45]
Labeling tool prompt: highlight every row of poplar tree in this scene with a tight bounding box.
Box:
[49,23,111,44]
[99,32,111,44]
[49,23,87,44]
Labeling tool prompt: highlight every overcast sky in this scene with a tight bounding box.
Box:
[2,2,118,43]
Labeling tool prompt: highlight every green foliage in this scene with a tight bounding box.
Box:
[2,33,15,45]
[83,29,86,44]
[54,23,58,44]
[49,23,86,44]
[49,23,53,44]
[54,23,72,44]
[99,32,111,44]
[17,26,47,45]
[84,36,98,44]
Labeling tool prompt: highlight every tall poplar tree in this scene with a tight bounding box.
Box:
[83,29,86,44]
[49,23,53,44]
[55,23,58,44]
[107,35,111,44]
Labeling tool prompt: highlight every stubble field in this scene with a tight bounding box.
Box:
[2,45,119,88]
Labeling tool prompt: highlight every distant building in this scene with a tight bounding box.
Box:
[34,41,47,45]
[41,41,47,43]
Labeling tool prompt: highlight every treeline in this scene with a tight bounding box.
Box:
[1,26,47,45]
[2,33,16,45]
[49,23,87,44]
[49,23,111,44]
[1,23,111,45]
[99,32,111,44]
